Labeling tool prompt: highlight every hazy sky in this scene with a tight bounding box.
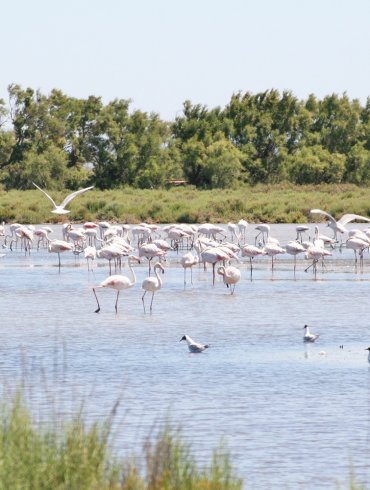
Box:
[2,0,370,120]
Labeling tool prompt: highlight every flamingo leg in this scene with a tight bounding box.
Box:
[304,261,314,273]
[212,263,216,285]
[150,292,155,312]
[115,291,120,313]
[142,291,147,313]
[313,259,318,277]
[93,288,101,313]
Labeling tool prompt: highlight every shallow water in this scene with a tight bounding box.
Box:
[1,223,370,489]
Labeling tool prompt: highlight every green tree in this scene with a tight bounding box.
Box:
[286,145,346,184]
[201,136,245,188]
[345,142,370,184]
[310,93,362,154]
[3,146,70,189]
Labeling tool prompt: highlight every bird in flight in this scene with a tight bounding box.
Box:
[32,182,94,214]
[310,209,370,240]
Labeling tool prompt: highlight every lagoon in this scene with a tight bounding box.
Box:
[1,223,370,489]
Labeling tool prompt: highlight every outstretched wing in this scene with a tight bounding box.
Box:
[32,182,57,208]
[337,213,370,226]
[310,208,336,223]
[60,186,94,208]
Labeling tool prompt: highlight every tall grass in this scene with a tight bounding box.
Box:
[0,390,242,490]
[2,183,370,224]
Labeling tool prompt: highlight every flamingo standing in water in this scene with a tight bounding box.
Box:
[200,247,231,285]
[93,255,140,313]
[255,224,270,245]
[238,219,249,242]
[285,241,306,274]
[345,236,368,268]
[217,265,241,294]
[84,246,97,270]
[139,243,166,274]
[241,244,265,274]
[263,242,285,270]
[141,262,164,313]
[296,225,309,242]
[180,252,198,286]
[304,243,332,275]
[48,240,74,269]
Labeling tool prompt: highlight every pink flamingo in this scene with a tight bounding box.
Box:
[141,262,165,313]
[93,256,140,313]
[217,265,241,294]
[48,240,74,269]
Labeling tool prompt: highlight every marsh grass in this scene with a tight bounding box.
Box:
[2,183,370,224]
[0,388,242,490]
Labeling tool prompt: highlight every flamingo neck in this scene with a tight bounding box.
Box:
[154,266,162,286]
[128,259,136,285]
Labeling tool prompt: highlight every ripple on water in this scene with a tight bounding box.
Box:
[1,224,370,489]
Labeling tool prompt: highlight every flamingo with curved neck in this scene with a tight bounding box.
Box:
[93,255,140,313]
[141,262,165,313]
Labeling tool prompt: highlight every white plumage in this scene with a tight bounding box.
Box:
[180,335,209,353]
[303,324,320,343]
[33,182,94,214]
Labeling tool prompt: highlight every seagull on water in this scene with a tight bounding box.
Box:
[303,325,320,343]
[365,347,370,364]
[32,182,94,214]
[180,335,209,353]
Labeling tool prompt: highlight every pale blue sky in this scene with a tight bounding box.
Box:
[2,0,370,120]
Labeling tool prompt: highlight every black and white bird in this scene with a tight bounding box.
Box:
[180,335,209,353]
[365,347,370,364]
[303,325,320,343]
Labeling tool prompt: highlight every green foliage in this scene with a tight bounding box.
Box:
[286,146,346,184]
[3,85,370,190]
[201,136,245,188]
[0,390,242,490]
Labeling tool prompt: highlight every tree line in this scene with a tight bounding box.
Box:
[1,84,370,190]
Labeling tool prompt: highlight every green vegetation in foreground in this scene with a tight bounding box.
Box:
[0,391,242,490]
[0,390,365,490]
[1,183,370,224]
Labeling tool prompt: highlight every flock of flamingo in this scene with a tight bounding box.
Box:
[2,184,370,320]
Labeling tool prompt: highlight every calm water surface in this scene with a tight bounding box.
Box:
[1,223,370,489]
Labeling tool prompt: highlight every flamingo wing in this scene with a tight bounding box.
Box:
[310,209,335,223]
[337,214,370,226]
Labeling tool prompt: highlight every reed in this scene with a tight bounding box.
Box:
[0,390,242,490]
[1,183,370,224]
